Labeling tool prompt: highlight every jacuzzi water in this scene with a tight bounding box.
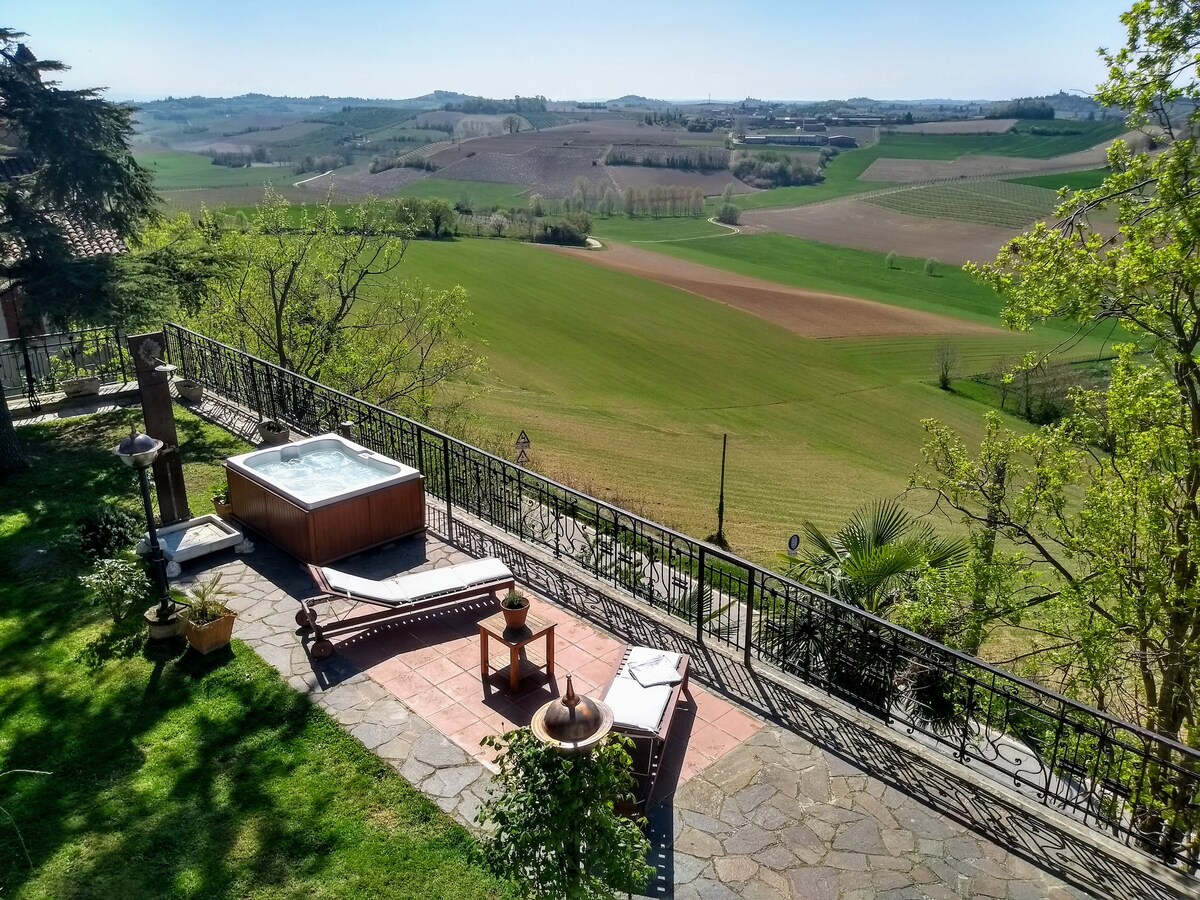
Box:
[249,449,387,503]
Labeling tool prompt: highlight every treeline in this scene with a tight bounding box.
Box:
[293,151,353,175]
[445,95,547,115]
[622,186,706,217]
[605,148,728,171]
[221,124,285,137]
[641,111,685,126]
[987,98,1055,119]
[208,147,272,168]
[731,149,823,188]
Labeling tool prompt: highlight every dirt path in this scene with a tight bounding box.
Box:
[541,242,999,338]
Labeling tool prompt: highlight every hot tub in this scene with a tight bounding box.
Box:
[225,434,425,564]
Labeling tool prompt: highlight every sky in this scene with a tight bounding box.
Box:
[16,0,1134,103]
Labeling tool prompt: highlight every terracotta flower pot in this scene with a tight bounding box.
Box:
[185,612,236,654]
[501,600,529,630]
[212,498,233,518]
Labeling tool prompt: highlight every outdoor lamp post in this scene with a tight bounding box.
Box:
[114,428,179,637]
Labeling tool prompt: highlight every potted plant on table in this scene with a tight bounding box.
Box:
[500,588,530,629]
[211,479,232,518]
[184,573,237,655]
[257,419,290,446]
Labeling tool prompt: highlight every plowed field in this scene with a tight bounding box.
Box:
[541,242,999,338]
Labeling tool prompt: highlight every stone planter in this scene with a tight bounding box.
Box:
[61,375,101,397]
[185,611,236,654]
[176,379,205,403]
[257,421,290,446]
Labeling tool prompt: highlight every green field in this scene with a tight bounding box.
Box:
[1007,167,1110,191]
[396,238,1109,559]
[136,150,297,190]
[864,181,1060,228]
[396,178,528,207]
[729,123,1123,212]
[591,215,727,241]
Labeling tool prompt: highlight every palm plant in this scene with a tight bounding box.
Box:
[764,500,968,717]
[783,499,967,617]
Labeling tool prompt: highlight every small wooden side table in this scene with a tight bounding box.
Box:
[479,610,555,693]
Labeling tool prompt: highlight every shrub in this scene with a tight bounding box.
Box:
[885,252,898,270]
[76,503,142,560]
[923,257,937,276]
[716,203,740,225]
[80,558,151,622]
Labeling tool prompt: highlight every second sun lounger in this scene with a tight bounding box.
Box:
[300,557,515,659]
[601,645,691,809]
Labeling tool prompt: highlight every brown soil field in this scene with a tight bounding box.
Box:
[295,165,430,198]
[743,200,1018,265]
[606,166,751,195]
[886,119,1018,135]
[541,242,999,338]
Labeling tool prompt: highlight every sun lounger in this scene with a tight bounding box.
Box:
[601,645,691,809]
[300,557,515,659]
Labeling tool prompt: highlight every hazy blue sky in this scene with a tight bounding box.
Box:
[16,1,1133,102]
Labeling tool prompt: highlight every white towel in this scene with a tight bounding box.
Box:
[627,652,683,688]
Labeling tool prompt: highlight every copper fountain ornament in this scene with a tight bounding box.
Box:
[530,675,614,755]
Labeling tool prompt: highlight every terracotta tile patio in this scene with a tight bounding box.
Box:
[328,577,762,796]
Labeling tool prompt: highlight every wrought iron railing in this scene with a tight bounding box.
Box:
[163,322,1200,874]
[0,326,132,408]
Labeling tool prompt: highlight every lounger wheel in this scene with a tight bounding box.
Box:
[310,639,334,661]
[295,608,310,628]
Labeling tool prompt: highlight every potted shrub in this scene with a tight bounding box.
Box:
[184,573,237,654]
[257,419,290,446]
[211,479,232,518]
[176,378,204,403]
[500,588,530,629]
[51,349,102,397]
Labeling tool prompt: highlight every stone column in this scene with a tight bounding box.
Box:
[127,332,191,525]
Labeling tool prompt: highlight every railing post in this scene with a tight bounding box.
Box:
[695,546,707,645]
[743,564,755,669]
[442,436,454,538]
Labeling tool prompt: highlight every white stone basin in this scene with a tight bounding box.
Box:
[141,514,243,563]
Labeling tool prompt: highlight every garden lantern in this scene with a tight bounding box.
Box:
[114,428,178,633]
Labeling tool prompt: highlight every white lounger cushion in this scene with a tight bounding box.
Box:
[606,678,673,733]
[320,557,512,606]
[603,646,683,732]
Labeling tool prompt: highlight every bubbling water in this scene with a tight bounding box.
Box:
[251,449,387,501]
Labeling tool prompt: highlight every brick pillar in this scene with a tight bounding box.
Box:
[127,332,191,525]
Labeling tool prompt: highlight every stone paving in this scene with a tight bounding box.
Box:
[182,528,1180,900]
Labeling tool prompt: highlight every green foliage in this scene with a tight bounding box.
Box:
[715,203,740,225]
[923,258,937,276]
[185,572,234,625]
[476,729,653,899]
[79,557,150,622]
[500,589,527,610]
[732,150,824,188]
[75,502,141,560]
[884,251,897,269]
[780,499,967,617]
[187,188,480,422]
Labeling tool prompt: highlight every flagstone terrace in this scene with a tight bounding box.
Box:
[156,322,1196,899]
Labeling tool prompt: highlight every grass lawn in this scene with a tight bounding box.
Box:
[398,239,1076,558]
[0,408,506,900]
[138,150,298,191]
[591,216,727,242]
[395,179,528,208]
[1006,168,1110,192]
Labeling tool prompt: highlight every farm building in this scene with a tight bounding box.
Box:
[743,133,828,146]
[827,134,859,148]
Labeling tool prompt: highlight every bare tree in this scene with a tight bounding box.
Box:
[933,342,959,391]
